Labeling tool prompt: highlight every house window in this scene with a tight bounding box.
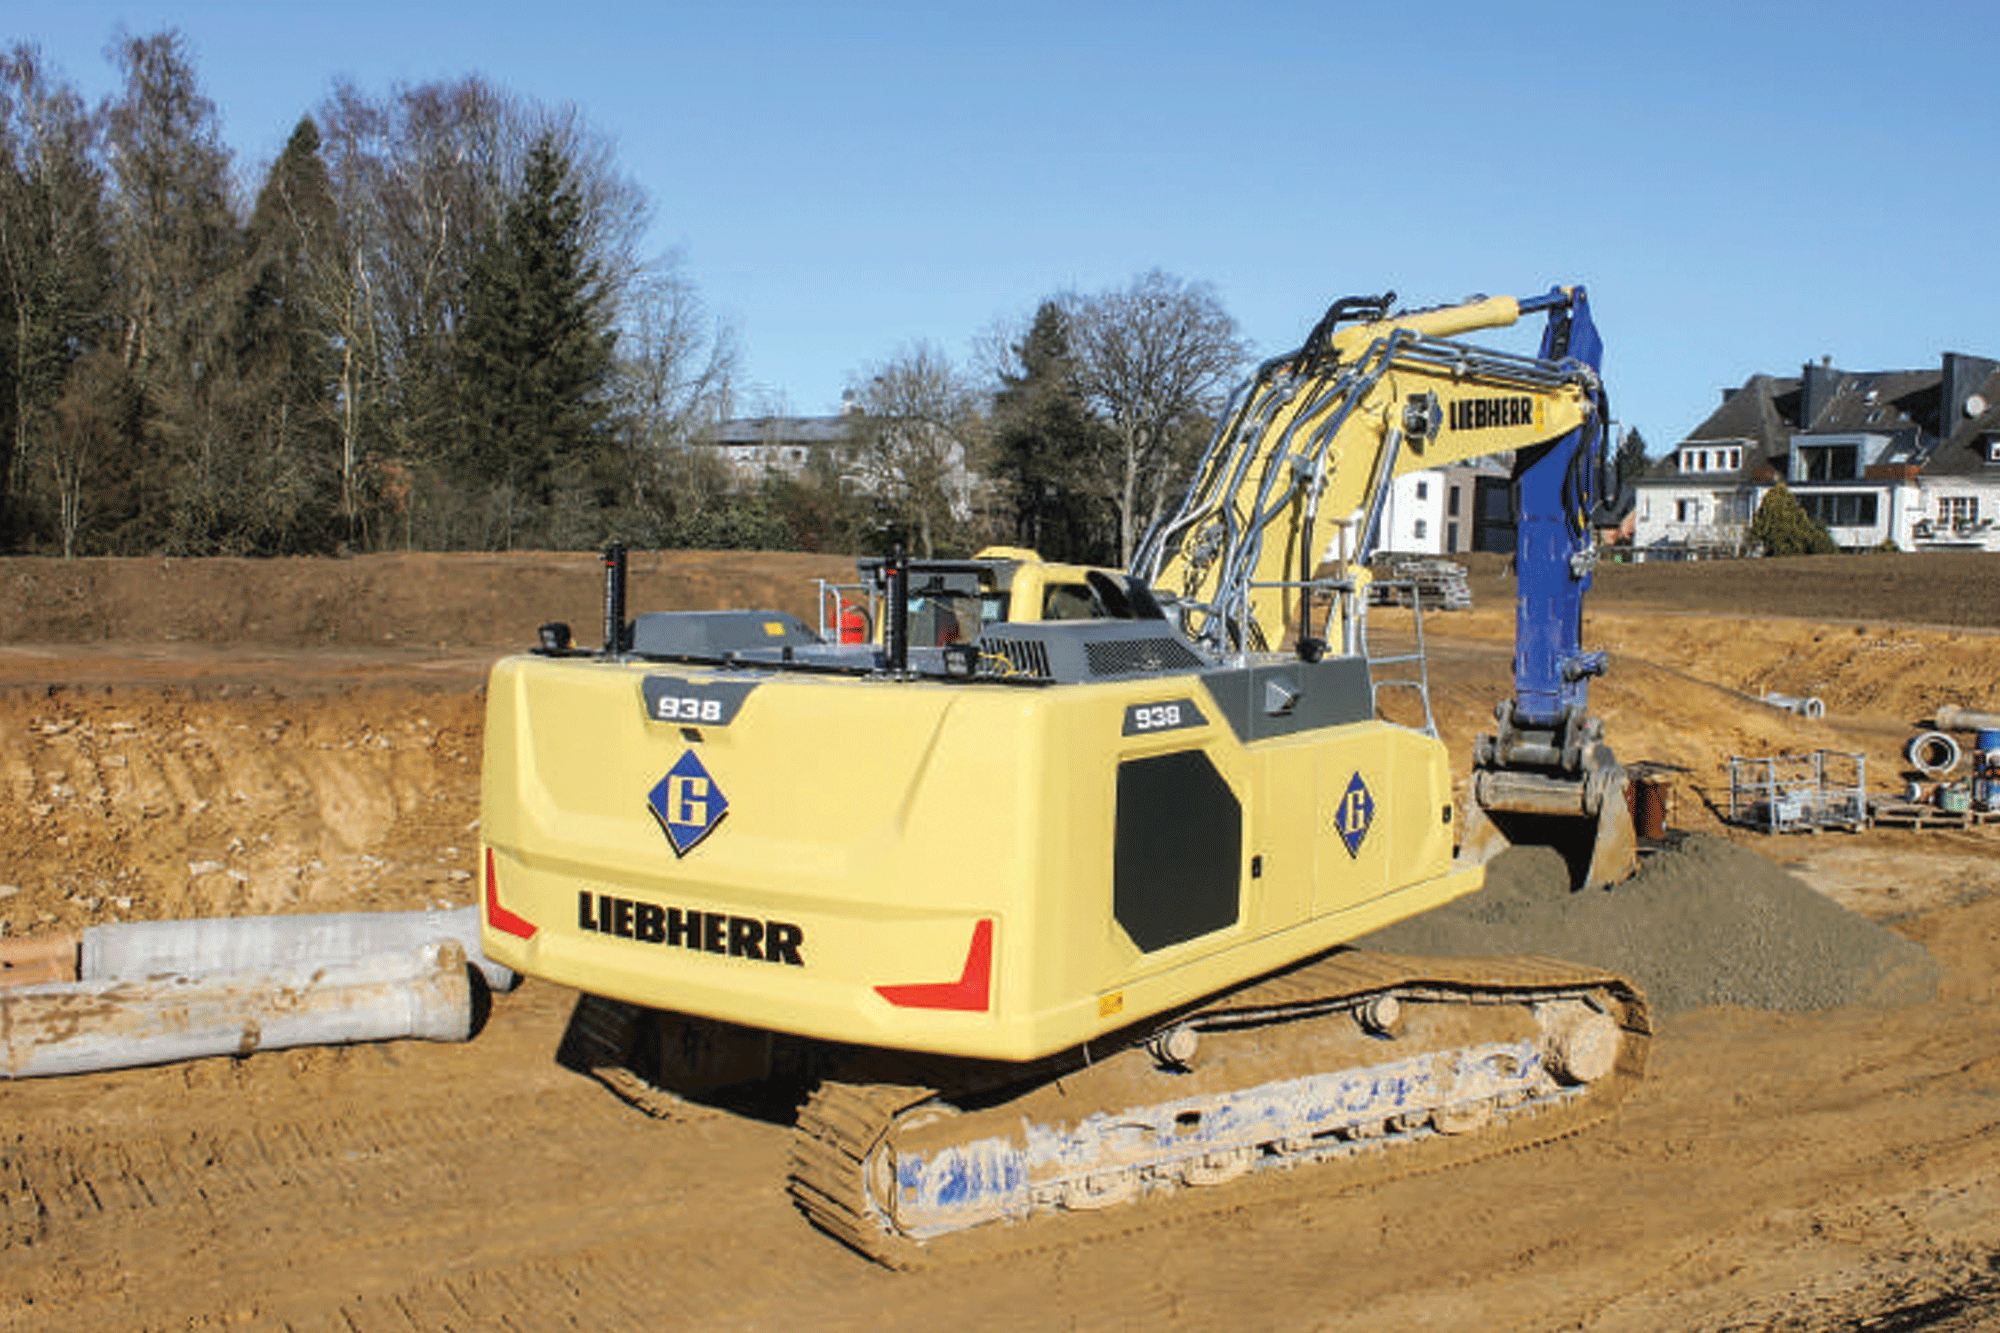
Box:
[1939,496,1980,529]
[1448,485,1461,517]
[1677,498,1699,523]
[1797,443,1859,481]
[1413,518,1427,540]
[1716,493,1753,524]
[1728,448,1741,469]
[1415,479,1429,501]
[1798,492,1879,527]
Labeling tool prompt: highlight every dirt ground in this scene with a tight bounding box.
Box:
[6,549,2000,1331]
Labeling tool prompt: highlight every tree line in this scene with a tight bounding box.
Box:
[0,30,1254,562]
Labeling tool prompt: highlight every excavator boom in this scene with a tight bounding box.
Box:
[1137,286,1636,889]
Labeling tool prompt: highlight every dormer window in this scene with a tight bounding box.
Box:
[1796,441,1859,481]
[1677,445,1742,473]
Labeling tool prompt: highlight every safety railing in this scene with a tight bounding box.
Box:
[1231,575,1437,737]
[815,580,877,646]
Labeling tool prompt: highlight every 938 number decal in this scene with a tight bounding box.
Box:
[1122,698,1206,736]
[640,676,757,728]
[654,694,724,724]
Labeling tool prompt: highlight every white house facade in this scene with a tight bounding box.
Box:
[1374,457,1515,557]
[1634,353,2000,557]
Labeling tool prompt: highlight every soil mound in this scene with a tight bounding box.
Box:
[0,550,853,649]
[1356,834,1938,1013]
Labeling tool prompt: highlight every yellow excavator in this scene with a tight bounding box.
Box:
[479,286,1646,1265]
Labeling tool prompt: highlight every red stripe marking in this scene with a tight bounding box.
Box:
[484,848,538,940]
[874,919,993,1012]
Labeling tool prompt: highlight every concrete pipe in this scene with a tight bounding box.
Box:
[0,941,473,1079]
[1906,731,1963,777]
[1761,692,1826,720]
[80,905,516,992]
[1934,705,2000,733]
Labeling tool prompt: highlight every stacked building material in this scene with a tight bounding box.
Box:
[1369,557,1473,610]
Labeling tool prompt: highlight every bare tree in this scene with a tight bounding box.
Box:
[847,341,985,558]
[1065,269,1247,565]
[46,350,123,556]
[614,259,737,514]
[0,42,110,546]
[315,76,652,549]
[317,74,513,498]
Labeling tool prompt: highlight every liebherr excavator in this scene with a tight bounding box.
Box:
[479,285,1647,1266]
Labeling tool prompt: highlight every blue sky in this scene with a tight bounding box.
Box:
[9,0,1997,449]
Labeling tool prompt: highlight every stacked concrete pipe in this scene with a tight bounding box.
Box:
[0,906,514,1079]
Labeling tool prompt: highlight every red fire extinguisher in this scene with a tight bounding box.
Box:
[838,600,870,645]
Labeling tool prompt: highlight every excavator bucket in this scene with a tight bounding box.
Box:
[1459,764,1639,893]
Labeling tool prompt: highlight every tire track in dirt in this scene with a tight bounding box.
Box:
[0,988,851,1333]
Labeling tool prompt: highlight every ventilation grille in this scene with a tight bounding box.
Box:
[1083,636,1204,678]
[978,636,1053,680]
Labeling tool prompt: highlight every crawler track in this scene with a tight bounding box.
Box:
[790,950,1649,1268]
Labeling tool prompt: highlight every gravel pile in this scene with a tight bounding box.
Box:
[1356,834,1938,1014]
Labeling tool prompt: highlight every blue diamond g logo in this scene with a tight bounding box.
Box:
[1334,772,1375,858]
[648,750,729,857]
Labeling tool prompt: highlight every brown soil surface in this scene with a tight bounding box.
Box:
[7,549,2000,1331]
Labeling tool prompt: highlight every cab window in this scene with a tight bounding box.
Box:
[1041,583,1104,620]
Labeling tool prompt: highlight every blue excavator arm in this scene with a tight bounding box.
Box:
[1512,286,1615,727]
[1467,286,1638,890]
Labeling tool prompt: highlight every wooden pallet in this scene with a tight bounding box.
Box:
[1867,800,2000,830]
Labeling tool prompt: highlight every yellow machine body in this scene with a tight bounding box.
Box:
[480,649,1478,1063]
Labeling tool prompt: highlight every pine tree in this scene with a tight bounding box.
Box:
[1614,426,1649,487]
[1751,483,1837,556]
[991,302,1114,564]
[226,115,345,551]
[458,133,617,546]
[100,29,242,553]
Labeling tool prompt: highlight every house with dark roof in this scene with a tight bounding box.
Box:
[1632,352,2000,556]
[698,412,858,481]
[695,404,981,527]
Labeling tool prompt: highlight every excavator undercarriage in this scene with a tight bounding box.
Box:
[789,952,1648,1266]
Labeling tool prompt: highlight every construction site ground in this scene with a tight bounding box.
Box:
[7,549,2000,1331]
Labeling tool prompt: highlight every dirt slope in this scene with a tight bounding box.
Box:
[5,550,2000,1331]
